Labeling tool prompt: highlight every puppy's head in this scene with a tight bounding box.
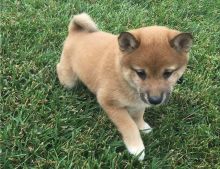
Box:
[118,26,193,106]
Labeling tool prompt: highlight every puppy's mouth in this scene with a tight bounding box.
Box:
[140,92,171,106]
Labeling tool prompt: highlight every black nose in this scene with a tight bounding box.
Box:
[148,95,163,105]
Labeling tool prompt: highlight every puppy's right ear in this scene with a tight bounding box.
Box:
[118,32,140,53]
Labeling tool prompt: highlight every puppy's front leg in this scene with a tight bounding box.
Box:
[100,103,145,160]
[130,111,152,134]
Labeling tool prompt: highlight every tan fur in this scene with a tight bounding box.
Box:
[68,13,98,32]
[57,13,192,160]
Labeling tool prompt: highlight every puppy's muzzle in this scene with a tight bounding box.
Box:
[148,95,163,105]
[140,92,170,105]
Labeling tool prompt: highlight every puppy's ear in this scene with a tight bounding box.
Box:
[170,33,193,53]
[118,32,140,53]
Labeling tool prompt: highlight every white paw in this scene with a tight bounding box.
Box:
[141,122,152,134]
[127,143,145,160]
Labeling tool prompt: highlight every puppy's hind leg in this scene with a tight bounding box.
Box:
[56,54,77,89]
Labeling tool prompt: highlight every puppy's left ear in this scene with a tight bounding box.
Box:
[118,32,140,53]
[170,33,193,53]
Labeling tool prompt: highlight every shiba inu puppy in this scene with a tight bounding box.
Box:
[57,13,193,160]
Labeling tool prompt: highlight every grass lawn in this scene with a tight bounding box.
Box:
[1,0,220,168]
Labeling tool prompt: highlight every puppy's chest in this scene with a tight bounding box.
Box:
[126,106,142,114]
[125,99,148,113]
[118,91,149,113]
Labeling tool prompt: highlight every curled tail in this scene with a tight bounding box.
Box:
[68,13,98,33]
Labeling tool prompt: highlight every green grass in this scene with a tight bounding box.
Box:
[1,0,220,168]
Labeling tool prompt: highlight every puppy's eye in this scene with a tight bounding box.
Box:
[135,69,147,80]
[163,70,173,79]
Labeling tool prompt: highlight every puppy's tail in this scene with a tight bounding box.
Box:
[68,13,98,33]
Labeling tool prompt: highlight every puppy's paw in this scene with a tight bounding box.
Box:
[140,122,152,134]
[126,143,145,160]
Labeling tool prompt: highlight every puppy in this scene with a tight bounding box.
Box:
[57,13,193,160]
